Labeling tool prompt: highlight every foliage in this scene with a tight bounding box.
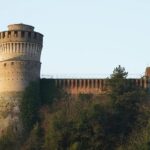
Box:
[20,81,41,134]
[40,79,64,105]
[0,127,21,150]
[42,94,112,150]
[109,65,128,96]
[107,65,149,148]
[21,123,42,150]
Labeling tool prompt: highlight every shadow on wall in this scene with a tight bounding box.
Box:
[40,79,66,105]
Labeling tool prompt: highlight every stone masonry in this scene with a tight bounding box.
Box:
[0,24,43,134]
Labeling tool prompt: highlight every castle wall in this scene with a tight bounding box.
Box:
[0,60,40,92]
[55,79,107,94]
[53,78,149,94]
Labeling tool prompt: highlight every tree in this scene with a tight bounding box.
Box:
[21,123,42,150]
[20,81,41,135]
[109,65,128,96]
[107,65,148,148]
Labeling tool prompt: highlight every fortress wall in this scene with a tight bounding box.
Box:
[54,78,149,94]
[55,79,108,94]
[0,60,40,92]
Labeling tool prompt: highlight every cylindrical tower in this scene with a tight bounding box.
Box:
[0,24,43,92]
[0,24,43,134]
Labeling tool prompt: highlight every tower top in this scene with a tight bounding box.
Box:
[7,23,34,32]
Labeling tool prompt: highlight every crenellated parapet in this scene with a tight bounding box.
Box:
[55,79,107,94]
[0,24,43,62]
[0,24,43,44]
[53,78,149,94]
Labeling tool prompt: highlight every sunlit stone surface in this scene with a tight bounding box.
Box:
[0,24,43,135]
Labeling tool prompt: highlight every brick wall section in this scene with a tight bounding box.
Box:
[53,78,149,94]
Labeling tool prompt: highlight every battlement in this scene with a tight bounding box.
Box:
[52,78,149,94]
[0,24,43,62]
[0,30,43,44]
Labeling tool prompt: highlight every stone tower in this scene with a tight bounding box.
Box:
[0,24,43,133]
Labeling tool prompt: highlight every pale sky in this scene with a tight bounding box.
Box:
[0,0,150,78]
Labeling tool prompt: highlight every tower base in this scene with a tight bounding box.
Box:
[0,92,22,136]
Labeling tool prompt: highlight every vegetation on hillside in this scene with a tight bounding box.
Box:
[0,65,150,150]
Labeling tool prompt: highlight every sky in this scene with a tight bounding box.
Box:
[0,0,150,78]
